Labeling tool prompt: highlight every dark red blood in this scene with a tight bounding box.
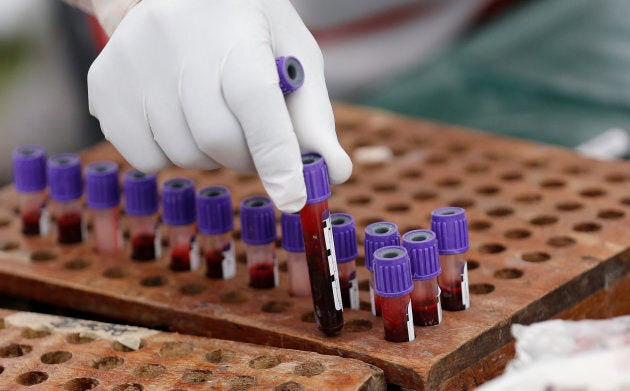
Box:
[300,202,343,337]
[440,283,465,311]
[373,290,383,317]
[21,210,41,236]
[383,309,412,343]
[57,212,83,244]
[205,249,225,279]
[339,277,354,309]
[170,245,191,271]
[249,261,275,289]
[131,233,156,261]
[412,300,440,326]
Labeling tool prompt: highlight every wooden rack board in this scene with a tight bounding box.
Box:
[0,309,384,390]
[0,104,629,389]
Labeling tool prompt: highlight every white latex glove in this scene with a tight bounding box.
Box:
[87,0,352,213]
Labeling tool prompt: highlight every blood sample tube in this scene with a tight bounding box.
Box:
[162,178,198,272]
[299,153,343,337]
[12,146,49,236]
[403,229,442,326]
[240,196,278,289]
[364,222,400,316]
[331,213,359,310]
[124,170,160,262]
[86,161,122,253]
[276,56,304,94]
[47,153,84,245]
[281,212,310,297]
[431,207,470,311]
[196,186,236,280]
[373,246,415,343]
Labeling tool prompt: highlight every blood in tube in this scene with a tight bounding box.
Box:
[300,154,343,337]
[48,153,84,245]
[124,170,160,262]
[131,233,157,261]
[364,222,400,316]
[240,196,278,289]
[162,178,198,272]
[57,212,83,244]
[12,146,49,237]
[331,213,360,310]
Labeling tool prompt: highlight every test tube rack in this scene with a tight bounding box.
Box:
[0,309,383,390]
[0,104,629,389]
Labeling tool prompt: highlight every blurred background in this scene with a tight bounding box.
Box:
[2,0,629,186]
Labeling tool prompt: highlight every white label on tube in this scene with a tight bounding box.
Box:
[437,288,443,324]
[323,216,343,311]
[39,207,50,236]
[349,277,360,310]
[273,255,279,287]
[406,301,415,342]
[189,236,200,271]
[221,241,236,279]
[369,284,376,316]
[461,262,470,309]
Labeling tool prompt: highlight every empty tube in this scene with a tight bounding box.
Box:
[281,212,310,297]
[86,161,122,254]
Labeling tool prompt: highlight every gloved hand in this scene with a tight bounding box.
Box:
[88,0,352,213]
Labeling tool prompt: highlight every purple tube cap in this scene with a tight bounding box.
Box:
[302,153,331,205]
[331,213,358,264]
[276,56,304,95]
[364,221,400,271]
[162,178,196,226]
[431,207,470,255]
[197,186,234,235]
[240,195,276,245]
[86,161,120,209]
[373,246,413,298]
[402,229,441,280]
[12,145,47,192]
[123,170,158,216]
[47,153,83,201]
[281,212,304,252]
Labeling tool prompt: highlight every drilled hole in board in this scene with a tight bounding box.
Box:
[0,366,3,375]
[547,236,576,247]
[469,220,492,231]
[373,182,398,192]
[0,343,32,357]
[112,340,146,353]
[360,161,386,170]
[556,201,583,212]
[227,375,257,391]
[522,252,551,263]
[30,250,56,262]
[579,188,606,198]
[236,174,257,183]
[598,209,625,219]
[103,266,125,278]
[435,177,462,188]
[425,154,449,165]
[232,230,242,241]
[573,222,601,232]
[469,283,495,294]
[133,363,166,379]
[16,371,49,386]
[182,369,213,384]
[540,178,566,189]
[159,341,193,358]
[486,206,514,217]
[345,319,373,332]
[92,356,124,370]
[446,142,469,153]
[274,381,305,391]
[66,333,95,344]
[359,217,385,227]
[300,312,315,323]
[0,240,19,251]
[467,260,480,270]
[294,362,326,377]
[412,189,438,201]
[499,171,523,181]
[479,243,506,254]
[179,283,207,295]
[358,279,370,291]
[530,215,558,226]
[410,135,432,146]
[261,300,292,313]
[475,185,501,195]
[21,328,51,339]
[237,253,247,264]
[249,355,281,369]
[563,165,589,175]
[122,230,130,240]
[484,151,509,162]
[464,162,490,174]
[494,268,523,279]
[63,378,99,391]
[448,198,475,208]
[622,197,630,206]
[113,384,143,391]
[206,349,236,364]
[220,290,249,304]
[514,193,542,204]
[64,258,91,270]
[504,228,531,239]
[605,172,630,183]
[140,275,168,287]
[41,351,72,364]
[399,168,422,179]
[360,301,372,311]
[385,203,410,213]
[347,194,372,205]
[0,217,10,228]
[522,157,548,168]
